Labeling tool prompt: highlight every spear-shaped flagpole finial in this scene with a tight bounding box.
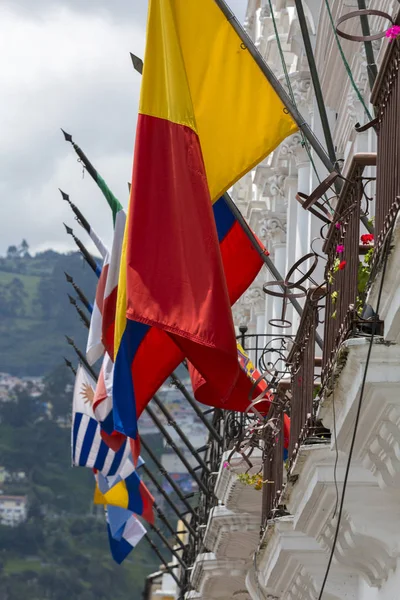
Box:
[63,225,99,276]
[68,294,77,306]
[64,272,92,313]
[130,52,144,75]
[61,128,73,143]
[64,337,97,379]
[61,192,91,235]
[64,223,74,236]
[59,188,70,203]
[63,357,77,376]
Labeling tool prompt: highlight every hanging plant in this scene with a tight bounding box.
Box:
[237,472,272,491]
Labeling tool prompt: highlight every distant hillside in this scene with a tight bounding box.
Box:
[0,243,98,376]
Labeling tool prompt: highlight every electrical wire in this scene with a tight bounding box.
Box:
[323,0,374,122]
[317,208,398,599]
[331,386,340,519]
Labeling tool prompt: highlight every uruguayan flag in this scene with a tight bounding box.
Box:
[72,365,131,476]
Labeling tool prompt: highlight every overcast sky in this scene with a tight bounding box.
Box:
[0,0,247,257]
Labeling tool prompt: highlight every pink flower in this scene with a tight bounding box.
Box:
[386,25,400,42]
[223,462,229,469]
[336,244,345,254]
[335,222,341,230]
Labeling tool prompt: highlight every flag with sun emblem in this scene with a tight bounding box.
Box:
[71,365,131,476]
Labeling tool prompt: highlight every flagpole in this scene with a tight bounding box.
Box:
[65,336,97,380]
[143,535,180,586]
[145,404,209,495]
[60,189,91,234]
[141,463,198,539]
[63,224,100,276]
[64,357,77,376]
[140,437,197,520]
[214,0,336,175]
[292,0,338,171]
[61,129,123,218]
[64,273,93,313]
[67,295,91,329]
[151,394,210,473]
[169,372,223,444]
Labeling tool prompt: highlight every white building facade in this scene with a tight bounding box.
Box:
[146,2,400,599]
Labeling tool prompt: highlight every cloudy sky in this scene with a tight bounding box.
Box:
[0,0,247,257]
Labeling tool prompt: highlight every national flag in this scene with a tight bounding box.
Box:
[85,173,125,365]
[106,507,146,564]
[94,456,154,525]
[113,0,296,438]
[88,227,108,261]
[72,365,131,475]
[86,243,109,365]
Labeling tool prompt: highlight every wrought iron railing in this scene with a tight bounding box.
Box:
[286,290,322,458]
[372,28,400,248]
[322,153,376,383]
[260,401,286,526]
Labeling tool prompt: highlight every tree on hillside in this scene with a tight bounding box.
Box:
[6,245,18,259]
[20,239,30,257]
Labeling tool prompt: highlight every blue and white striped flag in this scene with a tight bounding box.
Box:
[72,365,131,476]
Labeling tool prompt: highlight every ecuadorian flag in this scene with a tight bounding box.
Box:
[113,0,297,439]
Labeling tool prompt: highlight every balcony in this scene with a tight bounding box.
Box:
[181,15,400,600]
[368,30,400,342]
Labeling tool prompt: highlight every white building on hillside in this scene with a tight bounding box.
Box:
[0,495,28,526]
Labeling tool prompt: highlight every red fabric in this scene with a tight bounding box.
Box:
[129,437,141,468]
[126,114,239,407]
[221,220,264,305]
[139,480,155,526]
[100,429,126,452]
[102,286,118,360]
[133,328,184,419]
[95,263,108,315]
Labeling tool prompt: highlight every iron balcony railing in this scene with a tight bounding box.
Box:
[322,153,377,384]
[372,26,400,248]
[286,290,322,457]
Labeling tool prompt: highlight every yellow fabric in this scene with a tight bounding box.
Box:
[140,0,298,203]
[103,481,129,509]
[114,204,129,360]
[140,0,197,132]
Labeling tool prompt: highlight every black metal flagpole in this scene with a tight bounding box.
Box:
[141,463,197,539]
[356,1,378,91]
[63,224,99,275]
[61,129,99,183]
[144,405,208,495]
[60,189,91,234]
[293,0,338,171]
[151,394,210,473]
[65,336,97,380]
[143,535,180,586]
[64,357,77,376]
[169,372,222,445]
[140,437,197,520]
[64,273,93,313]
[149,522,186,569]
[67,295,91,329]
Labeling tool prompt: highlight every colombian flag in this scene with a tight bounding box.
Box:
[113,0,297,439]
